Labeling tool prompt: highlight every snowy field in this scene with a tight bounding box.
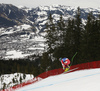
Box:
[16,68,100,91]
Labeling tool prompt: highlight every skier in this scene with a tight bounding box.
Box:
[59,58,70,70]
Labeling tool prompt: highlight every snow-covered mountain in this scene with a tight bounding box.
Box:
[0,3,100,90]
[0,4,100,59]
[0,4,28,27]
[27,5,100,32]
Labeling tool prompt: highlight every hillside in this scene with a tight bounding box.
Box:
[0,4,100,59]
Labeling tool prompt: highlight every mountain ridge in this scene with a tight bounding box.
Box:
[0,3,100,59]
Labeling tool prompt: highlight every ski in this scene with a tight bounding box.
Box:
[64,67,70,72]
[63,67,79,74]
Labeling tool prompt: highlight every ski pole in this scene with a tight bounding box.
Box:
[70,52,77,66]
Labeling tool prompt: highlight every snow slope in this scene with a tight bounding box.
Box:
[16,68,100,91]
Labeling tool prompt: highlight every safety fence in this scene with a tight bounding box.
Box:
[2,60,100,91]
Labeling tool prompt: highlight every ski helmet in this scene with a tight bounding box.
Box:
[59,58,62,61]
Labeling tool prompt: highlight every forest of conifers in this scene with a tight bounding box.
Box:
[0,7,100,77]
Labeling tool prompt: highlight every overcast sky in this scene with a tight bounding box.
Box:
[0,0,100,8]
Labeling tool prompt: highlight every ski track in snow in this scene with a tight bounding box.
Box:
[23,73,100,91]
[16,68,100,91]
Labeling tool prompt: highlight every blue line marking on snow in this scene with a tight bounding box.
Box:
[64,72,100,82]
[21,72,100,91]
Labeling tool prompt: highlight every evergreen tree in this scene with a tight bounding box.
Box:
[64,18,76,59]
[40,52,50,73]
[73,7,83,64]
[53,14,66,58]
[81,12,93,61]
[57,14,66,45]
[44,13,59,70]
[81,12,100,62]
[74,7,82,52]
[12,78,16,83]
[89,15,100,61]
[3,83,6,90]
[19,75,23,83]
[45,13,57,53]
[23,74,26,79]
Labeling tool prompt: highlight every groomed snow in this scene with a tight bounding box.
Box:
[16,68,100,91]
